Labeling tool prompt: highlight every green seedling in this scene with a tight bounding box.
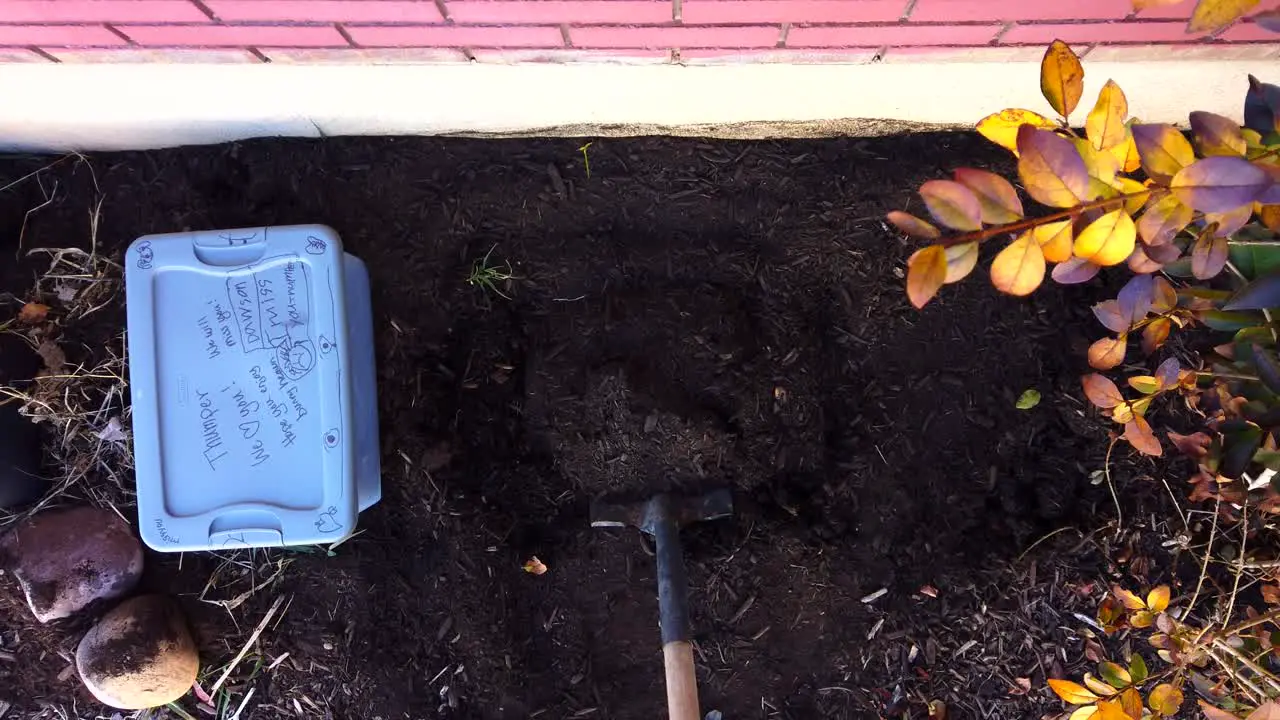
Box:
[579,141,593,179]
[468,245,517,299]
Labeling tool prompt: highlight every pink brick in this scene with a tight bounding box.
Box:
[679,47,878,62]
[1138,0,1278,18]
[999,21,1192,45]
[1220,20,1280,41]
[787,23,999,47]
[0,24,126,45]
[119,24,348,46]
[571,25,779,48]
[206,1,442,22]
[448,1,671,24]
[51,48,261,61]
[345,24,564,47]
[263,47,469,62]
[681,0,905,24]
[0,0,208,22]
[910,0,1131,21]
[469,48,672,62]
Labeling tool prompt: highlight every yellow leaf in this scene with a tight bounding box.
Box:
[1041,39,1085,118]
[991,234,1046,296]
[1146,585,1170,612]
[1069,706,1099,720]
[1084,674,1120,696]
[1076,138,1122,185]
[1136,194,1193,246]
[954,168,1024,224]
[1108,125,1141,173]
[1049,679,1102,705]
[1111,176,1149,215]
[1190,111,1247,157]
[1033,219,1074,263]
[1075,209,1137,267]
[1132,123,1196,182]
[1128,376,1161,394]
[943,242,979,284]
[1112,401,1135,424]
[1019,126,1089,208]
[907,245,948,309]
[1188,0,1261,34]
[1261,204,1280,231]
[1098,661,1132,688]
[1114,585,1147,610]
[886,211,940,240]
[1089,336,1127,370]
[1131,610,1155,628]
[919,179,984,231]
[976,108,1059,156]
[1147,682,1183,716]
[1087,80,1129,151]
[1096,699,1131,720]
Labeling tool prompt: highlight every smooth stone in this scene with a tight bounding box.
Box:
[0,506,143,622]
[76,595,199,709]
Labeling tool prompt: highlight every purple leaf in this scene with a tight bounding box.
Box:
[1118,274,1154,325]
[1170,156,1272,213]
[1052,257,1101,284]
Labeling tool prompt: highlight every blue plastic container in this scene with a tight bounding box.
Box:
[125,225,380,552]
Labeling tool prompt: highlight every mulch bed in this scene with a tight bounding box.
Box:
[0,134,1169,720]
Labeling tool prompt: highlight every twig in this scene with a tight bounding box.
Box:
[1224,497,1249,629]
[1221,607,1280,638]
[1104,437,1123,538]
[1017,526,1078,563]
[1211,637,1280,697]
[1208,645,1268,706]
[1183,494,1220,621]
[1158,475,1189,531]
[933,190,1161,248]
[209,594,287,696]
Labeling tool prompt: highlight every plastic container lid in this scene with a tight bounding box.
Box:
[126,225,376,551]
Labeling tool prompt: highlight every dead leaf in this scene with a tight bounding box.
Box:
[36,338,66,374]
[18,302,49,324]
[919,584,938,598]
[96,417,127,444]
[1009,677,1032,695]
[522,556,548,575]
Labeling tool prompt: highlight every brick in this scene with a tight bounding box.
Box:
[1000,21,1191,45]
[0,24,126,46]
[910,0,1130,22]
[469,48,672,63]
[263,47,469,62]
[1220,21,1280,42]
[448,1,671,24]
[787,23,999,47]
[0,1,208,23]
[346,24,564,47]
[681,0,905,24]
[880,44,1048,61]
[206,1,442,23]
[50,48,261,61]
[0,48,50,61]
[119,24,348,46]
[1138,0,1278,18]
[570,25,779,48]
[678,47,878,62]
[1085,42,1280,59]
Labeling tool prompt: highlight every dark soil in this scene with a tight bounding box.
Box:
[0,135,1154,720]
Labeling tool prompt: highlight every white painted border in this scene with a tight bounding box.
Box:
[0,59,1272,151]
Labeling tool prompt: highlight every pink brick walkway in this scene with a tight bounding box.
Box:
[0,0,1275,63]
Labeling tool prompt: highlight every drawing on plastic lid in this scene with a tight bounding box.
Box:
[305,235,327,255]
[315,506,344,534]
[323,428,341,450]
[135,241,154,270]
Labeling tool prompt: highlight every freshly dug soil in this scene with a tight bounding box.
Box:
[0,134,1139,720]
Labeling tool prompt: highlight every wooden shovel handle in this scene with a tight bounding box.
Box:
[663,640,700,720]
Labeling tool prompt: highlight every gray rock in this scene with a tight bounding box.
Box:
[76,595,199,709]
[0,506,143,622]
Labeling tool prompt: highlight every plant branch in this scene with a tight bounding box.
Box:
[936,191,1162,248]
[1224,497,1249,628]
[1208,644,1269,706]
[1221,607,1280,638]
[1184,493,1220,622]
[1211,636,1280,697]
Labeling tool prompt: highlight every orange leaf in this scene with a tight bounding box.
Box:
[1041,40,1085,118]
[886,211,940,240]
[1110,125,1142,174]
[1120,688,1143,720]
[1142,317,1172,354]
[1188,0,1261,34]
[1199,700,1241,720]
[1152,277,1177,313]
[919,180,983,231]
[1132,123,1196,182]
[522,556,548,575]
[1125,416,1163,456]
[1069,706,1100,720]
[1191,232,1228,280]
[1190,111,1247,157]
[1114,585,1147,610]
[1146,585,1170,612]
[954,168,1024,224]
[1049,679,1102,705]
[1260,204,1280,231]
[1083,374,1124,408]
[991,234,1046,296]
[1172,156,1272,214]
[976,108,1059,156]
[943,242,979,284]
[907,245,948,309]
[1130,609,1155,627]
[17,302,48,325]
[1133,0,1185,8]
[1136,194,1193,246]
[1087,80,1129,151]
[1096,699,1132,720]
[1032,219,1074,263]
[1089,336,1127,370]
[1147,682,1183,716]
[1018,126,1089,208]
[1075,209,1137,267]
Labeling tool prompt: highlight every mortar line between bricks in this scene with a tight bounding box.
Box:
[433,0,451,22]
[0,20,1208,28]
[28,46,59,62]
[189,0,219,22]
[991,22,1012,43]
[247,47,270,62]
[899,0,918,22]
[102,23,136,45]
[777,22,789,47]
[334,23,358,47]
[560,23,572,46]
[673,0,682,23]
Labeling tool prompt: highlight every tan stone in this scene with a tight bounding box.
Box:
[0,506,143,622]
[76,595,200,710]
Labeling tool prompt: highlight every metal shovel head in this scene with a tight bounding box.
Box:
[590,488,733,535]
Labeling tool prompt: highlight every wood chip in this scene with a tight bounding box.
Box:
[860,588,888,604]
